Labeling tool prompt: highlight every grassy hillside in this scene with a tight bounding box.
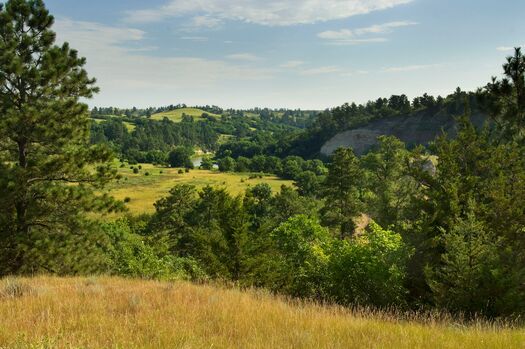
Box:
[108,164,293,213]
[0,277,522,349]
[91,117,136,131]
[150,108,221,122]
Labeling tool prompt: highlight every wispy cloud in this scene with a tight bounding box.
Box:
[326,38,388,46]
[124,0,413,26]
[226,53,261,61]
[53,18,275,107]
[300,66,341,75]
[180,36,208,42]
[280,60,305,69]
[496,45,524,52]
[381,64,440,73]
[190,15,223,29]
[318,21,417,45]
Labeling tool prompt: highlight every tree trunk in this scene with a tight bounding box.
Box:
[15,139,28,236]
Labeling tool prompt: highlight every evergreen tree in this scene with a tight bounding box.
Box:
[321,148,363,239]
[425,211,509,316]
[0,0,120,274]
[361,136,418,229]
[480,47,525,141]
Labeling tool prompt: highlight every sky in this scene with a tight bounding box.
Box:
[44,0,525,110]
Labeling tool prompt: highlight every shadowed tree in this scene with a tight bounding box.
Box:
[0,0,121,274]
[480,47,525,140]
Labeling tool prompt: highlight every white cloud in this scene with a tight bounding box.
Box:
[226,53,261,61]
[318,21,417,45]
[53,18,275,107]
[124,0,413,26]
[180,36,208,42]
[280,60,305,68]
[300,66,341,75]
[381,64,440,73]
[326,38,388,45]
[54,18,146,46]
[496,45,524,52]
[190,15,223,29]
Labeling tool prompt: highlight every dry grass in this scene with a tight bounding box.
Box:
[0,277,523,349]
[108,165,293,213]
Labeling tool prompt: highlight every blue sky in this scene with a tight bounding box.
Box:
[45,0,525,109]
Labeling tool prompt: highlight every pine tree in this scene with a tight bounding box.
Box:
[321,147,363,239]
[361,135,418,229]
[480,47,525,141]
[425,211,506,316]
[0,0,120,274]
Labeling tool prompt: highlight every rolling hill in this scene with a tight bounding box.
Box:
[150,107,221,122]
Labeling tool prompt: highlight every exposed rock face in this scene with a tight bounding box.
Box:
[321,111,487,156]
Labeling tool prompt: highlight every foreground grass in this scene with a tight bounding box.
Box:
[108,165,293,213]
[0,277,522,349]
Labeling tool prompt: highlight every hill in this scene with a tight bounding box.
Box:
[150,107,221,122]
[92,117,136,131]
[0,277,521,349]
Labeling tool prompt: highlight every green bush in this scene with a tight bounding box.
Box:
[101,220,207,281]
[327,221,411,307]
[263,215,332,298]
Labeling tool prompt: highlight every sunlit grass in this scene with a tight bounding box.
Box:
[0,277,522,349]
[108,164,293,214]
[150,107,221,122]
[91,117,136,131]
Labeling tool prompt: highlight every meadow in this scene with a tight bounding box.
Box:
[0,277,522,349]
[150,107,221,122]
[108,164,294,213]
[91,117,136,131]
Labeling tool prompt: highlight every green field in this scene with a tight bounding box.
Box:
[150,107,221,122]
[91,117,136,131]
[108,164,294,213]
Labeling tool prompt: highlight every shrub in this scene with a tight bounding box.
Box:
[259,215,332,298]
[133,168,139,174]
[327,221,411,307]
[101,220,207,281]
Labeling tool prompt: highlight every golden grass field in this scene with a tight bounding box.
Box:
[0,277,523,349]
[108,164,293,214]
[150,108,221,122]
